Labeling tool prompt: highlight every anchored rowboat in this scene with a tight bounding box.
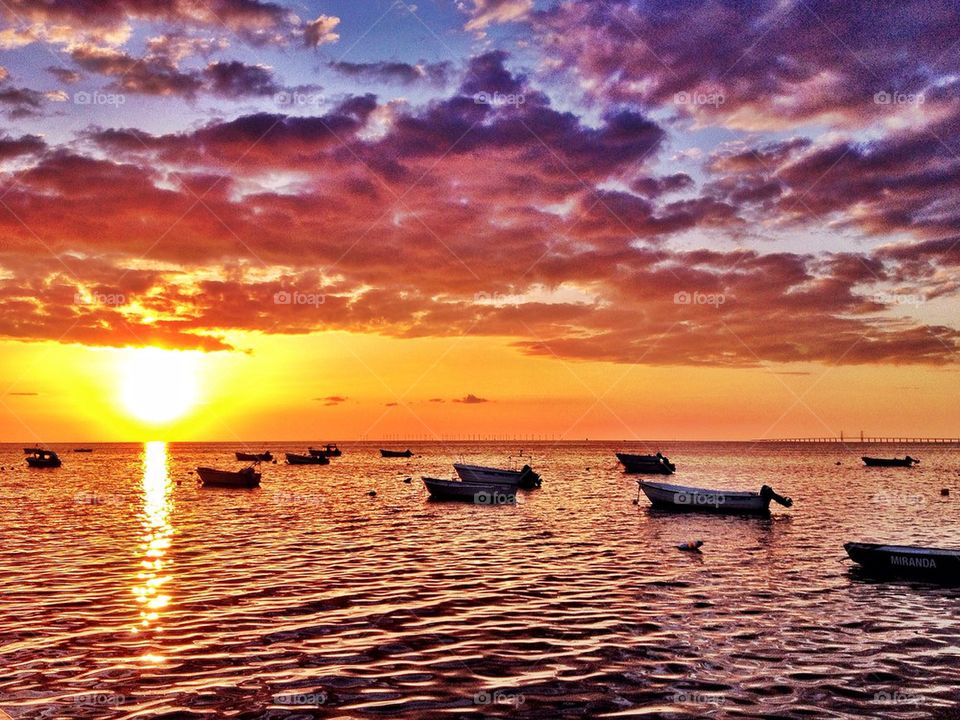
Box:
[862,456,919,467]
[453,463,541,488]
[638,480,792,514]
[617,452,676,474]
[381,448,414,458]
[197,465,261,488]
[845,542,960,583]
[422,477,517,503]
[236,451,272,462]
[286,452,329,465]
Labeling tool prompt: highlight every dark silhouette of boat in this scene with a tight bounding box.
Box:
[197,465,261,488]
[845,542,960,583]
[287,452,329,465]
[453,463,541,488]
[26,449,61,468]
[381,448,414,458]
[422,477,516,503]
[73,448,93,453]
[638,480,792,514]
[22,446,41,454]
[617,452,676,474]
[309,444,341,458]
[235,451,272,462]
[862,456,918,467]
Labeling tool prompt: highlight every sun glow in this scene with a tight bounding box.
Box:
[120,348,200,424]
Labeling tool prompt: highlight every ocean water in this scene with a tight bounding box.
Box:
[1,440,959,719]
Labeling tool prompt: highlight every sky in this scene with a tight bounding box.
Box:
[0,0,958,441]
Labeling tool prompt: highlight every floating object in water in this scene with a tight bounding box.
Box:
[403,477,412,484]
[862,456,919,467]
[367,490,377,497]
[942,488,950,497]
[453,463,541,488]
[286,452,329,465]
[616,452,675,475]
[309,444,341,458]
[422,477,516,503]
[677,540,704,552]
[638,481,793,514]
[844,542,960,583]
[25,449,61,468]
[236,451,272,462]
[835,461,841,465]
[381,448,413,458]
[196,465,261,488]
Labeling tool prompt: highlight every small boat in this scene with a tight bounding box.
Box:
[845,542,960,583]
[235,451,273,462]
[638,480,792,514]
[25,449,61,468]
[381,448,414,458]
[309,444,341,458]
[73,448,93,453]
[197,465,261,488]
[617,452,676,474]
[286,452,330,465]
[453,463,541,489]
[22,446,41,454]
[862,456,919,467]
[422,477,516,503]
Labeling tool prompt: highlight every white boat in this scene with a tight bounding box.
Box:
[638,480,792,514]
[453,463,541,488]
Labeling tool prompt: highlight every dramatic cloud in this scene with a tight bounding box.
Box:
[304,15,340,47]
[328,60,451,86]
[465,0,533,31]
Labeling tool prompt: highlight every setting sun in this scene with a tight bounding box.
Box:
[120,348,200,424]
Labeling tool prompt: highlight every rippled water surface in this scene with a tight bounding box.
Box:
[2,440,960,718]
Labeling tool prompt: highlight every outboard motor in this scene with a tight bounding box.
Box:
[760,485,793,508]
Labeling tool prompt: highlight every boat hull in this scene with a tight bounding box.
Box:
[639,481,771,514]
[862,456,917,467]
[422,478,516,503]
[309,446,341,458]
[617,453,675,474]
[845,542,960,583]
[381,449,413,458]
[197,466,261,488]
[452,463,541,488]
[236,452,272,462]
[286,453,329,465]
[26,456,61,468]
